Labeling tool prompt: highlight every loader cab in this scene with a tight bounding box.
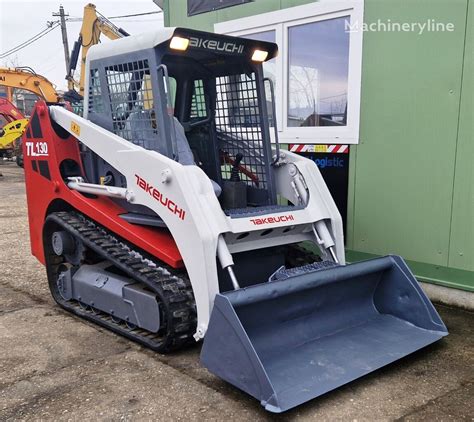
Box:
[83,28,279,213]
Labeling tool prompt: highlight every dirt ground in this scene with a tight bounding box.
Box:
[0,161,473,421]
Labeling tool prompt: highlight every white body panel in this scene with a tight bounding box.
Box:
[86,28,176,62]
[50,106,345,339]
[83,28,176,121]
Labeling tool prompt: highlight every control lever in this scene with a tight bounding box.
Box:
[230,153,243,181]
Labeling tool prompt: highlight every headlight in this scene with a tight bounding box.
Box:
[251,49,268,62]
[170,36,189,51]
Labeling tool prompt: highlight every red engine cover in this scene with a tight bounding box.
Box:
[23,101,183,268]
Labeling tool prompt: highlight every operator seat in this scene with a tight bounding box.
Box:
[127,110,221,196]
[172,116,222,197]
[126,109,156,150]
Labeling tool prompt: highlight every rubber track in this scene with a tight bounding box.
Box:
[44,211,196,353]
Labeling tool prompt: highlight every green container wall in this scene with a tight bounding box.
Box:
[164,0,473,291]
[448,2,473,272]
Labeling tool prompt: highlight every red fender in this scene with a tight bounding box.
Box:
[23,101,183,268]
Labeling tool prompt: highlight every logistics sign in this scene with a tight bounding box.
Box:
[289,144,349,169]
[290,144,350,235]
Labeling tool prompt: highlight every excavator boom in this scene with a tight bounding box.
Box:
[0,68,61,157]
[67,3,128,97]
[0,67,60,103]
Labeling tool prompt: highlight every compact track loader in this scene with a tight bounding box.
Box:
[23,28,447,412]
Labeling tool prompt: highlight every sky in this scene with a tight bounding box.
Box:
[0,0,165,90]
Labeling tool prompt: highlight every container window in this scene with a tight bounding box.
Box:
[287,17,349,128]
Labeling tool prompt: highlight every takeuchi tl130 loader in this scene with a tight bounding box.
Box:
[23,28,448,412]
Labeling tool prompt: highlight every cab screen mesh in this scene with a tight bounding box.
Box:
[215,72,270,191]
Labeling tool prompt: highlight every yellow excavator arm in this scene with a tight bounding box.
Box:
[67,3,128,96]
[0,118,29,149]
[0,68,60,152]
[0,67,60,103]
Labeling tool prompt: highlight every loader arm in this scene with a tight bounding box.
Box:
[49,102,345,338]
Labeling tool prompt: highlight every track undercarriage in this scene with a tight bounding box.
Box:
[43,211,319,353]
[43,211,197,353]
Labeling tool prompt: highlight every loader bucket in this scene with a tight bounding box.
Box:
[201,255,448,413]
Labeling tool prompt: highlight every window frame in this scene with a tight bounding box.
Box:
[215,0,364,144]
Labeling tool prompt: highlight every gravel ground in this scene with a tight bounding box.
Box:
[0,161,473,421]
